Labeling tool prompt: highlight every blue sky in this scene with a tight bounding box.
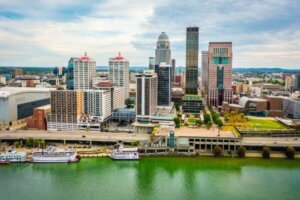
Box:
[0,0,299,68]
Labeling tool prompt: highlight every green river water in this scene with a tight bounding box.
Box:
[0,157,300,200]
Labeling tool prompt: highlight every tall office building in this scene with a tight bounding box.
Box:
[157,63,171,106]
[108,52,129,101]
[155,32,171,66]
[149,57,155,70]
[47,90,83,131]
[295,74,300,91]
[285,75,295,92]
[67,52,96,90]
[82,90,112,121]
[201,51,209,94]
[171,59,176,83]
[207,42,233,106]
[136,70,157,120]
[185,27,199,95]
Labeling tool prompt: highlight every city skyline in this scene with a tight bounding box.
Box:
[0,0,300,68]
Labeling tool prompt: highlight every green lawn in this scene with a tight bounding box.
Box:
[187,118,198,124]
[241,119,288,130]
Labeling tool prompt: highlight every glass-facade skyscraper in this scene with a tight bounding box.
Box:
[157,63,171,106]
[185,27,199,95]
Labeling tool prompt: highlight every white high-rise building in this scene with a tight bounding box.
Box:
[82,90,112,121]
[108,53,129,101]
[68,52,96,90]
[136,70,157,120]
[155,32,171,66]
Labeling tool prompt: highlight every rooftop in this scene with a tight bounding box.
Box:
[182,95,202,101]
[110,52,128,61]
[0,87,53,98]
[157,32,169,42]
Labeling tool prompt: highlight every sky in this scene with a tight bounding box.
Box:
[0,0,299,68]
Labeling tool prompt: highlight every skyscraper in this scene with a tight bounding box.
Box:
[136,70,157,120]
[67,52,96,90]
[295,74,300,91]
[108,52,129,101]
[171,59,176,83]
[207,42,233,106]
[185,27,199,95]
[157,63,171,106]
[149,57,155,70]
[201,51,209,95]
[155,32,171,66]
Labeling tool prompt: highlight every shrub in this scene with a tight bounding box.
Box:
[262,146,270,159]
[131,141,140,146]
[285,146,295,160]
[237,146,246,158]
[213,146,222,157]
[14,141,21,148]
[215,118,223,127]
[196,119,202,126]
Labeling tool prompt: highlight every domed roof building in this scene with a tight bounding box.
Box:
[155,32,171,65]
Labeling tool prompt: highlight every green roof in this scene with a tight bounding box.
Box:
[182,95,202,101]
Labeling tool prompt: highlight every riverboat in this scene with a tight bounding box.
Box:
[32,146,80,163]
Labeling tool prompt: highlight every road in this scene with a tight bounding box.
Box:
[242,137,300,147]
[0,130,150,143]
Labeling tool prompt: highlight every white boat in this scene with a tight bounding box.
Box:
[32,146,80,163]
[0,150,27,163]
[110,145,139,160]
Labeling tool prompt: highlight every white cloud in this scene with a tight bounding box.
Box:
[0,0,299,68]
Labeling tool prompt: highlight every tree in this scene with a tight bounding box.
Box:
[196,119,202,127]
[204,114,211,124]
[26,137,34,147]
[215,118,223,127]
[39,140,46,149]
[175,103,180,112]
[206,121,212,129]
[262,146,270,159]
[173,117,181,128]
[213,145,222,157]
[237,146,246,158]
[285,146,295,160]
[14,141,21,148]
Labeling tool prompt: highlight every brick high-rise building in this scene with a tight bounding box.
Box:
[185,27,199,95]
[47,89,83,130]
[207,42,233,106]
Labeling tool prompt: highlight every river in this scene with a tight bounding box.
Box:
[0,157,299,200]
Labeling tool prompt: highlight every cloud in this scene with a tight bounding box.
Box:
[0,0,299,68]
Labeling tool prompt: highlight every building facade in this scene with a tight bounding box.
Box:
[201,51,209,95]
[136,70,157,120]
[185,27,199,95]
[182,95,203,114]
[295,74,300,91]
[157,63,171,106]
[171,59,176,83]
[283,98,300,119]
[47,90,83,131]
[155,32,171,66]
[207,42,233,106]
[67,53,96,90]
[108,53,129,101]
[149,57,155,70]
[0,87,51,124]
